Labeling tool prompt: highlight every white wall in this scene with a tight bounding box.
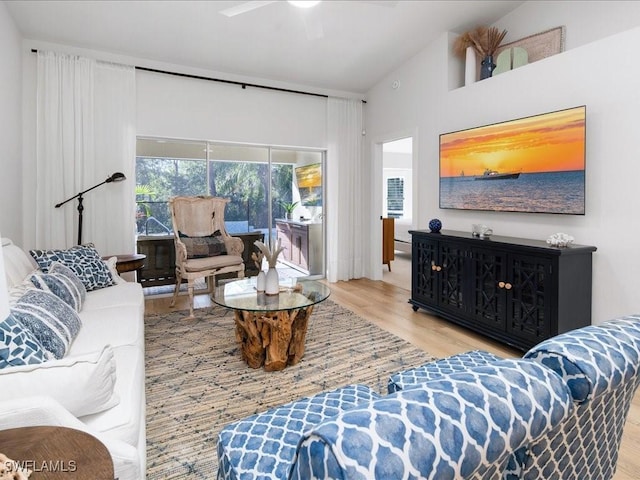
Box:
[136,70,327,148]
[494,1,640,51]
[383,151,411,170]
[0,2,23,243]
[365,1,640,324]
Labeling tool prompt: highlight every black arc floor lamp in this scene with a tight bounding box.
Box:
[55,172,126,245]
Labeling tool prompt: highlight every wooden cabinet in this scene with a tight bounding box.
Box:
[275,220,322,275]
[277,222,292,262]
[291,223,309,270]
[136,235,176,287]
[382,217,394,271]
[410,230,597,351]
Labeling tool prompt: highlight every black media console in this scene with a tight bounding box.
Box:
[409,229,597,351]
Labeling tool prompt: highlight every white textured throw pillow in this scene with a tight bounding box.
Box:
[0,345,120,417]
[104,257,126,285]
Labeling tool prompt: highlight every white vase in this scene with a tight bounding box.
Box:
[465,46,477,86]
[265,267,279,296]
[256,270,266,293]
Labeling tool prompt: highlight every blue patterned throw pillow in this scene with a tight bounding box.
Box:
[0,313,49,369]
[178,230,228,259]
[11,289,82,359]
[30,244,114,291]
[50,261,87,298]
[29,265,85,312]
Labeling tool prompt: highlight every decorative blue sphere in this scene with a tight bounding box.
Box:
[429,218,442,233]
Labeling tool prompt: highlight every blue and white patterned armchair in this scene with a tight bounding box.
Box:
[290,359,573,480]
[515,314,640,479]
[217,315,640,480]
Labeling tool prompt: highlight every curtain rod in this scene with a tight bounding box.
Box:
[136,65,329,99]
[31,49,366,103]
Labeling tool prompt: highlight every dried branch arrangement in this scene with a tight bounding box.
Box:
[254,239,284,268]
[485,27,508,56]
[454,26,508,58]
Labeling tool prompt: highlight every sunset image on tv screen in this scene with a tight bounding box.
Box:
[439,106,586,215]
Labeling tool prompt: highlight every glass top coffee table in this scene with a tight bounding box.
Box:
[213,278,331,371]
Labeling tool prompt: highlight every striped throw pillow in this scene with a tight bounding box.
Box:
[29,266,85,312]
[11,289,82,359]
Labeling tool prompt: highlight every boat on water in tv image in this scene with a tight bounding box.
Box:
[474,169,521,181]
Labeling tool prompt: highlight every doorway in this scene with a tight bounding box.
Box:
[381,137,413,290]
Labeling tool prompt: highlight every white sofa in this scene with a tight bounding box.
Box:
[0,238,146,480]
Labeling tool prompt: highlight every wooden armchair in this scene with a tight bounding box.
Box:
[169,196,244,319]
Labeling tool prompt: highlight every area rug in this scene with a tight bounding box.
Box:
[144,299,436,479]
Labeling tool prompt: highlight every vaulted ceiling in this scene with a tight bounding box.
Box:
[6,0,524,94]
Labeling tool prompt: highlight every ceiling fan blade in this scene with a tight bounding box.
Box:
[219,1,277,18]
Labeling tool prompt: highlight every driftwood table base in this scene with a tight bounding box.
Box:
[214,279,330,371]
[234,305,315,371]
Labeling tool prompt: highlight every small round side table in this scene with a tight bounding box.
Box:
[102,253,146,282]
[0,426,114,479]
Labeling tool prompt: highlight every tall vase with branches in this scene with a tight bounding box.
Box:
[255,239,284,295]
[454,26,508,80]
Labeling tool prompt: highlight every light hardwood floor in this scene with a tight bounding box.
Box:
[145,278,640,479]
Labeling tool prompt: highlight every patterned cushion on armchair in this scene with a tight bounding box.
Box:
[217,384,380,480]
[291,359,574,480]
[387,349,503,393]
[516,314,640,479]
[526,315,640,402]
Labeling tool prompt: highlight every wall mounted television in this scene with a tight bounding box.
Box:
[439,105,586,215]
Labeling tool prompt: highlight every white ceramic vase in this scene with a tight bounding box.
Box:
[265,267,279,296]
[255,239,284,296]
[465,46,477,86]
[256,270,266,293]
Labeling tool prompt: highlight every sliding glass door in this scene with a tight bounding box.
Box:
[135,137,325,280]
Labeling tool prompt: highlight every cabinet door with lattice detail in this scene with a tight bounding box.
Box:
[436,242,468,316]
[469,247,508,330]
[506,254,554,344]
[411,236,439,306]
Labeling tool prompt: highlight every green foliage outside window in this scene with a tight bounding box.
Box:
[135,156,293,236]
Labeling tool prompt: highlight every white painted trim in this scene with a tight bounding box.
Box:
[369,128,418,281]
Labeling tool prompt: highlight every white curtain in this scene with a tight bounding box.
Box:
[0,230,9,320]
[326,97,365,282]
[36,51,136,255]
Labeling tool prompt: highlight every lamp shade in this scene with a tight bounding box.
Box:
[0,233,9,320]
[106,172,126,183]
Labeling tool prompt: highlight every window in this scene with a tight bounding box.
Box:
[386,177,404,218]
[135,138,325,263]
